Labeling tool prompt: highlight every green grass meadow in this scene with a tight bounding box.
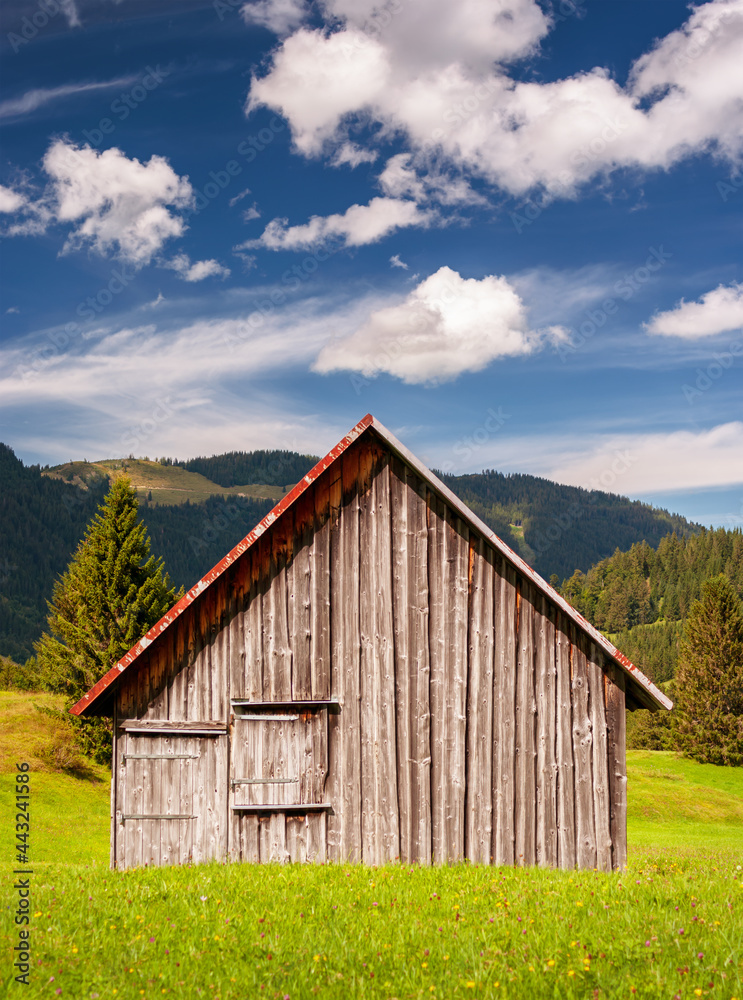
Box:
[2,693,742,1000]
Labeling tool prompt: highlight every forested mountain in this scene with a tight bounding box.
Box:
[438,469,696,582]
[166,450,319,488]
[1,441,702,662]
[560,528,743,683]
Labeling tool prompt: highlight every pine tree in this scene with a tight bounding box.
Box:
[674,574,743,766]
[35,477,181,762]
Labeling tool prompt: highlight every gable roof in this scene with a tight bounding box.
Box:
[71,414,672,717]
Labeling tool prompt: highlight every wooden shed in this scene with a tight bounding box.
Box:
[72,414,670,871]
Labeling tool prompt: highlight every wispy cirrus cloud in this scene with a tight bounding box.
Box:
[0,75,138,120]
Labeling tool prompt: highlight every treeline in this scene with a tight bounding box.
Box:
[164,450,319,488]
[560,528,743,684]
[439,469,696,582]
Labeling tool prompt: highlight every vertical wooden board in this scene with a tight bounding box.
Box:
[493,559,517,866]
[169,616,189,722]
[286,816,308,863]
[228,563,247,701]
[264,813,287,863]
[391,462,432,864]
[110,706,118,869]
[307,812,326,863]
[117,672,134,724]
[211,580,229,723]
[242,816,260,863]
[310,710,329,804]
[327,449,362,863]
[589,648,612,873]
[245,544,265,702]
[288,500,312,700]
[178,744,194,866]
[192,737,207,864]
[149,642,169,720]
[465,536,495,864]
[208,735,228,861]
[535,596,558,868]
[514,583,537,867]
[571,636,596,870]
[126,743,145,869]
[390,458,412,863]
[359,456,399,865]
[311,476,332,700]
[263,520,292,702]
[115,728,127,870]
[605,664,627,871]
[409,473,432,865]
[428,493,469,863]
[428,492,447,864]
[555,613,576,870]
[162,740,181,867]
[446,509,469,863]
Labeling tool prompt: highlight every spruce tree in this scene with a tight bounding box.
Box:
[675,574,743,766]
[35,477,181,762]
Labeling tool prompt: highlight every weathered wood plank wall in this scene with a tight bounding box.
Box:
[112,432,627,870]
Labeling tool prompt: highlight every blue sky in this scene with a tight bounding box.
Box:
[0,0,741,528]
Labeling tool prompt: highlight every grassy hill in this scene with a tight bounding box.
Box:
[43,458,289,506]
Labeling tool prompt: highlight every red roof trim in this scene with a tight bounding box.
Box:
[71,412,670,716]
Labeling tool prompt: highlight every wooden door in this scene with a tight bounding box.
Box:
[231,707,329,810]
[115,732,228,868]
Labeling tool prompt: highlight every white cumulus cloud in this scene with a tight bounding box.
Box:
[241,0,307,35]
[313,265,565,383]
[249,196,429,250]
[39,139,194,266]
[646,282,743,338]
[248,0,743,200]
[162,253,231,282]
[0,185,26,213]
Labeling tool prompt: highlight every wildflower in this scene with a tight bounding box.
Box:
[567,970,575,977]
[547,960,555,968]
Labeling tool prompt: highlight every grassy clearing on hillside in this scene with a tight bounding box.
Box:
[2,694,741,998]
[627,751,743,850]
[43,460,289,506]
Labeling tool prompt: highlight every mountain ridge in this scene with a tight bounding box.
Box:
[1,441,701,662]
